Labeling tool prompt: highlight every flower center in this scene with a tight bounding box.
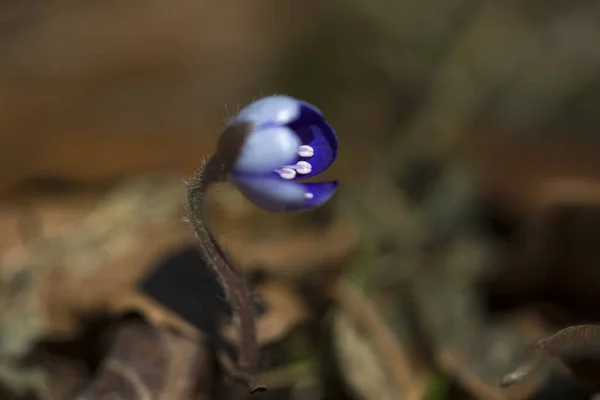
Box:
[272,145,316,201]
[274,145,315,180]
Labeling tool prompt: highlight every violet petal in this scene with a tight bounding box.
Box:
[290,120,337,179]
[229,175,338,212]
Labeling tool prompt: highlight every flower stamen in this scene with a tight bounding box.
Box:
[276,167,297,180]
[298,145,314,158]
[295,161,312,175]
[276,161,312,179]
[304,192,314,199]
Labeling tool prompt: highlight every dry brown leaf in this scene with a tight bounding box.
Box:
[331,279,429,400]
[0,175,196,393]
[107,293,198,342]
[77,319,212,400]
[220,217,360,275]
[332,309,407,400]
[504,324,600,392]
[435,311,552,400]
[0,193,98,254]
[32,355,91,400]
[409,234,552,400]
[41,226,195,337]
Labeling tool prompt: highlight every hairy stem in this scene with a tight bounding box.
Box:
[187,156,260,398]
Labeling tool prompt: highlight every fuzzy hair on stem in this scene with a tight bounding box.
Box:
[186,123,263,398]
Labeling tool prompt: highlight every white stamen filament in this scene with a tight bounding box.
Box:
[298,145,314,158]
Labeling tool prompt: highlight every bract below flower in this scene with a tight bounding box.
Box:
[224,95,338,212]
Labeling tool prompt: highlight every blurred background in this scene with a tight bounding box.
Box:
[1,0,600,399]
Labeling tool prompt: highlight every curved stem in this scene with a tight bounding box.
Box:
[187,156,260,397]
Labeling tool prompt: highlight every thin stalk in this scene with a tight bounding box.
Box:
[187,154,261,398]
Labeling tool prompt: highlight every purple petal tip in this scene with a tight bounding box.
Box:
[229,175,338,212]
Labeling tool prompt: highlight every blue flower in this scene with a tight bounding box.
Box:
[219,95,338,212]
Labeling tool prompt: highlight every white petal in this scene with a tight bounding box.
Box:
[232,95,300,126]
[234,126,300,174]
